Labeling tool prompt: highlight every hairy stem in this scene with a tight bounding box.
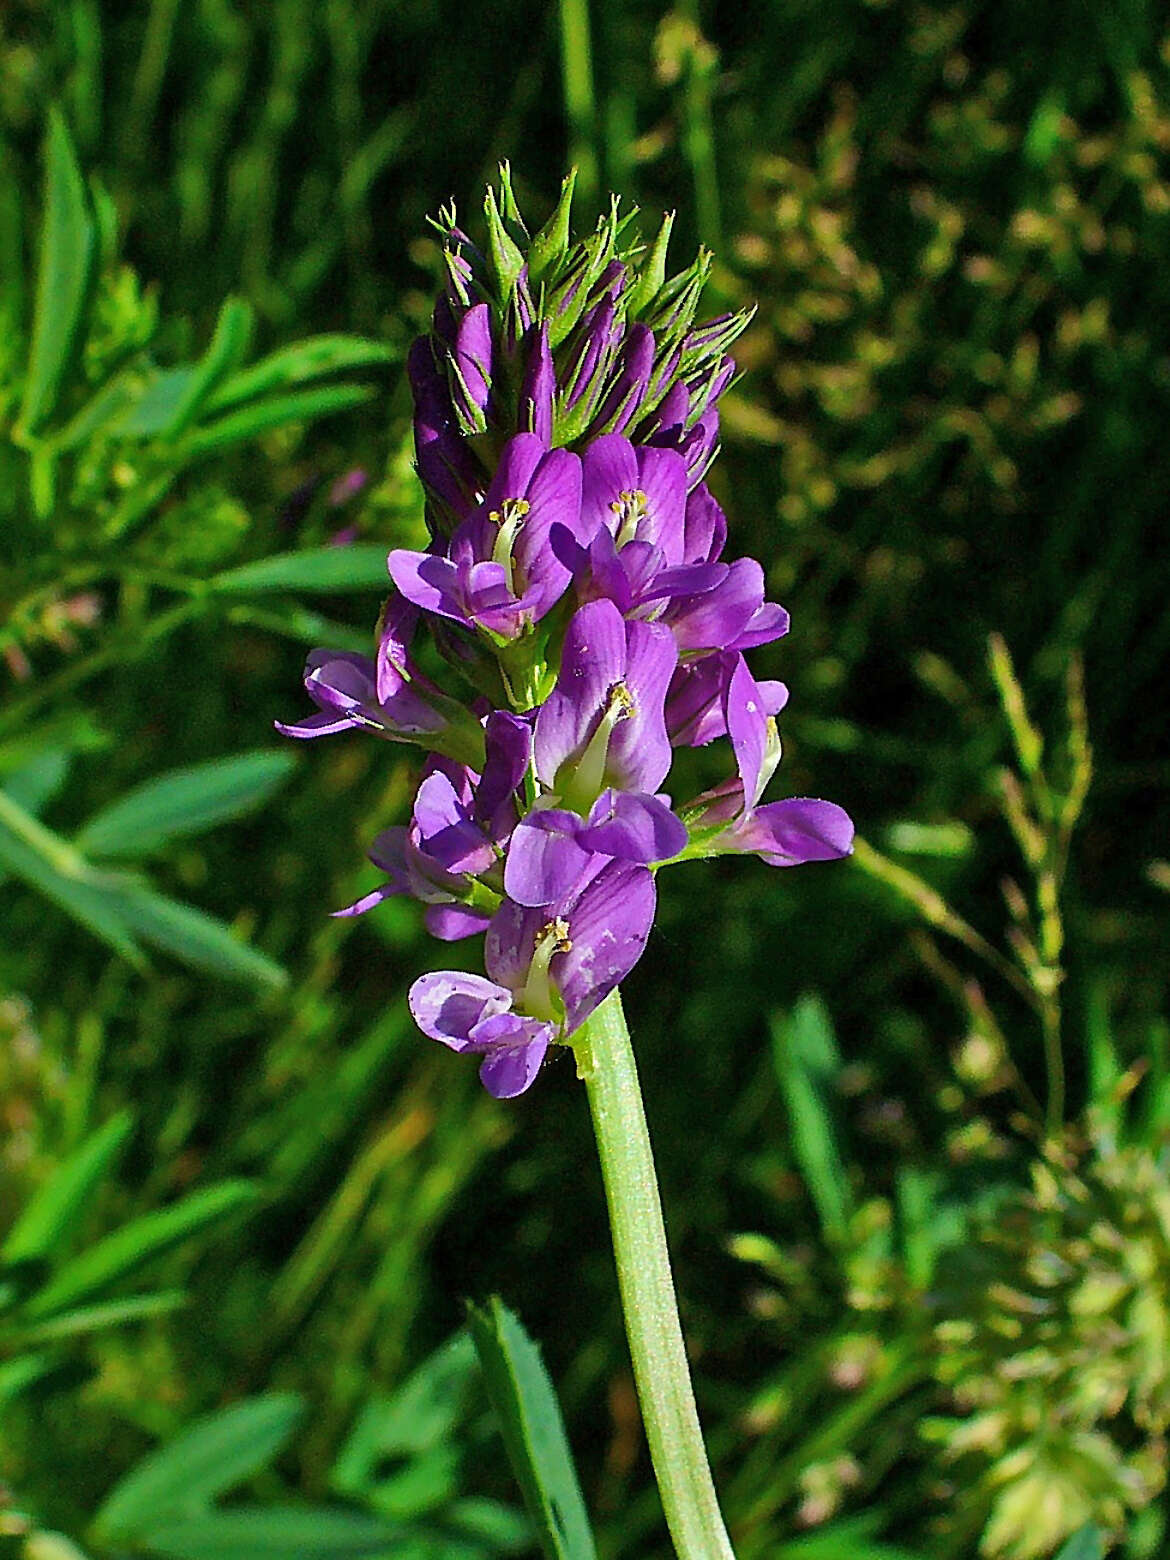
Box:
[572,988,735,1560]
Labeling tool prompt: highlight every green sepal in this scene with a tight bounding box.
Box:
[625,209,676,318]
[528,169,578,283]
[483,185,527,300]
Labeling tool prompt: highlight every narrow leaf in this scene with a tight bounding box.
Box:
[133,1508,406,1560]
[203,335,394,416]
[467,1298,597,1560]
[0,791,143,964]
[771,996,852,1245]
[2,1109,133,1264]
[96,1396,306,1541]
[5,1288,186,1346]
[19,108,97,434]
[179,384,376,458]
[24,1179,258,1319]
[77,752,296,859]
[163,297,254,437]
[112,886,287,990]
[211,545,390,596]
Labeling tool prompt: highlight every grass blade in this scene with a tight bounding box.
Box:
[211,545,390,595]
[113,885,288,990]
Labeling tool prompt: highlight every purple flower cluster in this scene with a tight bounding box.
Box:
[281,172,853,1098]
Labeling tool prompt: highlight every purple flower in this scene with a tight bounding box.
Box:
[389,434,584,641]
[682,659,854,868]
[550,435,727,620]
[409,857,657,1097]
[666,651,788,750]
[533,599,678,808]
[335,711,531,937]
[275,650,443,744]
[504,788,686,906]
[663,555,790,656]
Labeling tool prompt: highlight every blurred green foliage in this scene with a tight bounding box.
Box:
[1,2,1168,1558]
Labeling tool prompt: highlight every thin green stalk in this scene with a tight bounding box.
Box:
[572,989,735,1560]
[557,0,600,212]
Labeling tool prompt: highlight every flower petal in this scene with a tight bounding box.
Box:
[409,971,515,1052]
[554,859,657,1029]
[578,789,688,864]
[504,810,593,907]
[735,798,855,866]
[476,1031,552,1098]
[533,599,628,788]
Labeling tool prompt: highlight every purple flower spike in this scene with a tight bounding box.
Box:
[534,600,678,808]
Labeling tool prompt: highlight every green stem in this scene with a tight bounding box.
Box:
[557,0,600,211]
[572,989,735,1560]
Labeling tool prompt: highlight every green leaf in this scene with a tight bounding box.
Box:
[133,1508,405,1560]
[163,297,254,437]
[77,751,296,859]
[117,367,203,438]
[211,545,390,595]
[203,335,394,416]
[771,996,853,1245]
[467,1298,597,1560]
[0,789,144,965]
[95,1396,306,1541]
[2,1109,133,1264]
[19,108,97,434]
[332,1333,477,1497]
[1054,1529,1106,1560]
[179,383,376,458]
[24,1179,258,1319]
[0,749,71,816]
[0,1351,59,1408]
[112,885,287,990]
[5,1288,186,1346]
